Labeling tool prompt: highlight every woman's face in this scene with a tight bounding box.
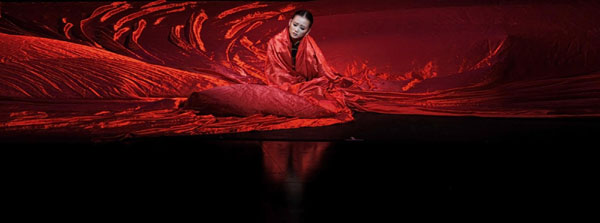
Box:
[288,15,311,40]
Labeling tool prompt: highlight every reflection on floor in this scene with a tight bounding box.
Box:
[3,113,598,221]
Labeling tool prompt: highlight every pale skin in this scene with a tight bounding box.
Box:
[288,15,311,45]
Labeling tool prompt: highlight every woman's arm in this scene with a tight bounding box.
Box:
[265,40,302,86]
[310,38,355,88]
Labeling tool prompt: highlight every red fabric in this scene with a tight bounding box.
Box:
[1,1,600,141]
[184,27,354,120]
[183,84,335,118]
[265,27,341,88]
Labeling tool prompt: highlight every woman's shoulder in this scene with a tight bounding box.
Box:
[269,28,289,43]
[266,35,278,45]
[266,34,288,51]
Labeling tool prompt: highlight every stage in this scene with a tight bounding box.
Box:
[3,112,597,221]
[1,0,599,221]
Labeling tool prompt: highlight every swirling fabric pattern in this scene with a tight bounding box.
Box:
[1,0,600,141]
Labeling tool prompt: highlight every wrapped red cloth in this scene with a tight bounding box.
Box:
[184,27,354,120]
[265,27,345,90]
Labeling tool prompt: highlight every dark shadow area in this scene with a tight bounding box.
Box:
[159,111,600,145]
[2,113,597,221]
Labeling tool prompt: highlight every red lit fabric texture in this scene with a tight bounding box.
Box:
[184,84,336,118]
[1,1,600,141]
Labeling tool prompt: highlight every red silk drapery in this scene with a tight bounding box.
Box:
[264,28,354,120]
[1,1,600,141]
[265,27,341,89]
[184,27,354,121]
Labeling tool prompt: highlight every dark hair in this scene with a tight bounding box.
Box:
[292,10,313,28]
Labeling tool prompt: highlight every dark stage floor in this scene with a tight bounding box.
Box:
[3,112,598,221]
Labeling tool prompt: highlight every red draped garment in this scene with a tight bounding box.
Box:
[263,27,354,119]
[265,27,343,89]
[183,27,354,120]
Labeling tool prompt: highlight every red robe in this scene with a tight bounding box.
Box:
[183,27,354,120]
[265,28,341,89]
[264,28,353,118]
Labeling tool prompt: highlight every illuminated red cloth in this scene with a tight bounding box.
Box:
[265,27,341,88]
[184,27,353,120]
[1,1,600,141]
